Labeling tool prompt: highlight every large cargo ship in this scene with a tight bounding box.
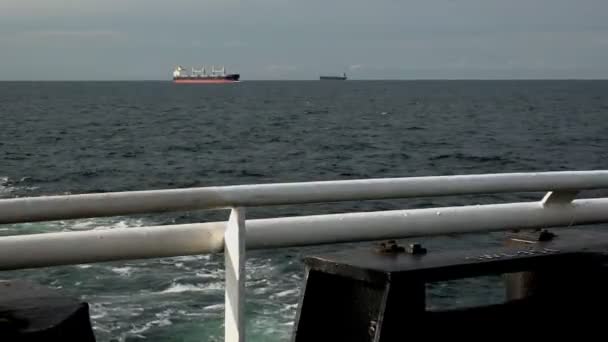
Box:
[320,73,347,80]
[172,65,240,83]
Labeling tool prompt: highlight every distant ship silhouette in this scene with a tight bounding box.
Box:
[320,73,347,80]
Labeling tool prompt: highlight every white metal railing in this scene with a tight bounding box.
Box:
[1,170,608,342]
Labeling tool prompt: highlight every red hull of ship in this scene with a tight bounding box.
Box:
[173,79,239,84]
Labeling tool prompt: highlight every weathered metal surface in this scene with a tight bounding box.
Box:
[0,280,96,341]
[293,230,608,341]
[375,240,406,254]
[292,270,389,342]
[301,230,608,283]
[504,229,560,301]
[1,171,607,224]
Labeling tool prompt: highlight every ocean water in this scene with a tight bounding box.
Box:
[1,80,607,341]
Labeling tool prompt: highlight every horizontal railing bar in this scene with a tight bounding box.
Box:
[0,223,225,270]
[0,198,606,271]
[1,171,608,224]
[246,198,608,249]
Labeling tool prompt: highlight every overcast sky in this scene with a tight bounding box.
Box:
[1,0,607,80]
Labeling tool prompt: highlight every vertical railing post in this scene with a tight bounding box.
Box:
[225,207,246,342]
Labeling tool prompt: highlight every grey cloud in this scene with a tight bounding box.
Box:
[1,0,607,80]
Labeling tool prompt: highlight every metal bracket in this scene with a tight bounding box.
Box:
[542,190,579,206]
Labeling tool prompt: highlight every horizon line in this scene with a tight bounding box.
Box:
[2,78,608,82]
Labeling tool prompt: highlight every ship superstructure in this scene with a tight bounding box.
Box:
[172,65,240,83]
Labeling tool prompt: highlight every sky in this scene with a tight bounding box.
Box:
[1,0,608,80]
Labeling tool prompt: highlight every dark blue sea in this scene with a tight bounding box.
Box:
[1,80,607,341]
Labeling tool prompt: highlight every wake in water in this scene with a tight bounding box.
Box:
[0,176,16,198]
[0,210,302,342]
[0,176,39,198]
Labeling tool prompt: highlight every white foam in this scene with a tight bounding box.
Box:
[69,220,97,230]
[89,304,108,319]
[60,217,146,232]
[178,309,205,317]
[161,282,223,294]
[92,218,145,230]
[0,176,15,197]
[203,303,224,312]
[111,267,134,277]
[127,309,175,335]
[271,288,299,299]
[279,303,299,312]
[195,270,222,280]
[163,284,202,293]
[252,287,269,295]
[0,176,38,198]
[129,318,172,335]
[172,254,211,262]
